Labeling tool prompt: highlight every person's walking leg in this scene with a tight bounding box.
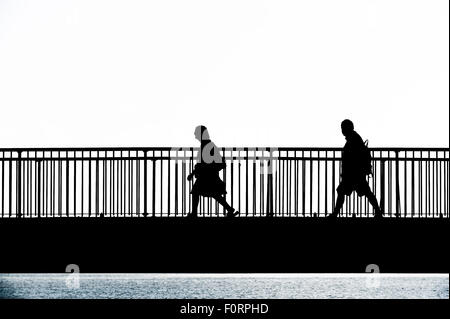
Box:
[332,192,345,216]
[189,192,200,217]
[359,180,383,218]
[213,195,239,217]
[366,191,383,217]
[329,183,345,217]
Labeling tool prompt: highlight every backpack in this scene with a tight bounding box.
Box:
[195,143,226,177]
[361,140,373,176]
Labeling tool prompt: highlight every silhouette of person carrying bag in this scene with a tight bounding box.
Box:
[329,119,383,218]
[187,125,240,218]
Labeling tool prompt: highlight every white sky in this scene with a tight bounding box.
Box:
[0,0,448,148]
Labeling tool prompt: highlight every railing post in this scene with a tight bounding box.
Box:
[37,159,41,218]
[411,153,415,217]
[152,158,156,217]
[17,151,22,218]
[245,148,249,216]
[395,151,401,218]
[380,159,386,216]
[67,155,70,217]
[8,156,12,218]
[143,150,148,217]
[266,156,274,217]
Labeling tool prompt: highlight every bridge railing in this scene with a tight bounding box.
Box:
[0,147,448,218]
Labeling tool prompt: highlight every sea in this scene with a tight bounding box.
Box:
[0,273,448,299]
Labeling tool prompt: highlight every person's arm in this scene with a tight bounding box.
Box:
[187,163,199,181]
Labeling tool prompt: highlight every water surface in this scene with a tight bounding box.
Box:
[0,273,448,299]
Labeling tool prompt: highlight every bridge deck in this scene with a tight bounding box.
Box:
[1,217,447,274]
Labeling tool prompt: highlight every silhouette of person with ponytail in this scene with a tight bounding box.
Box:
[187,125,239,218]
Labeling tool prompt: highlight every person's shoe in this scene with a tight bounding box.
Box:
[327,212,338,219]
[226,210,240,218]
[374,209,383,219]
[186,213,198,218]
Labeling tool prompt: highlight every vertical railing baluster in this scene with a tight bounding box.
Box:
[288,157,292,217]
[88,151,91,217]
[44,155,47,217]
[103,154,107,216]
[74,152,77,216]
[33,157,37,217]
[81,153,84,217]
[245,148,249,216]
[130,151,133,216]
[294,152,298,217]
[446,153,449,218]
[282,157,285,216]
[427,151,430,217]
[1,152,4,218]
[325,152,328,217]
[253,157,256,217]
[189,149,194,215]
[58,152,62,217]
[51,155,53,217]
[372,151,376,217]
[109,155,113,216]
[404,152,407,217]
[411,153,415,217]
[419,152,423,217]
[174,154,178,217]
[66,153,70,217]
[17,151,22,218]
[182,151,185,215]
[168,151,171,217]
[266,155,273,217]
[143,150,148,217]
[431,153,435,217]
[95,152,99,217]
[317,151,320,217]
[222,148,226,217]
[332,151,335,215]
[260,154,265,217]
[160,153,163,216]
[386,153,390,217]
[380,158,385,216]
[8,155,12,218]
[238,152,241,214]
[434,153,438,217]
[152,152,156,217]
[230,152,234,212]
[395,150,400,217]
[37,159,41,218]
[113,153,117,216]
[310,152,313,217]
[120,152,123,216]
[438,154,442,217]
[302,151,305,216]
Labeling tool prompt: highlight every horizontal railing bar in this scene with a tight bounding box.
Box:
[278,157,449,162]
[0,157,448,162]
[0,147,449,152]
[278,147,450,151]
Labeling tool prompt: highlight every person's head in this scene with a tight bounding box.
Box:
[341,119,354,137]
[194,125,210,141]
